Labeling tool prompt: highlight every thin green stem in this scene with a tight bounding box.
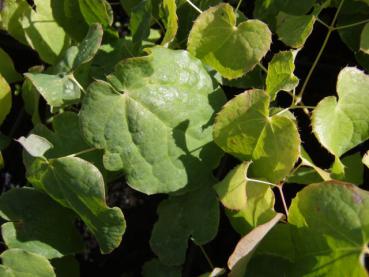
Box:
[278,184,289,217]
[235,0,244,13]
[295,0,346,105]
[316,17,330,29]
[186,0,202,13]
[66,147,98,158]
[247,177,278,187]
[198,244,214,270]
[289,105,315,110]
[334,18,369,30]
[258,62,268,74]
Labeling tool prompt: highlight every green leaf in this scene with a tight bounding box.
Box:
[363,151,369,168]
[253,0,314,30]
[161,0,178,46]
[214,162,251,210]
[0,0,30,45]
[24,73,81,108]
[246,181,369,276]
[142,259,181,277]
[80,47,226,194]
[0,249,56,277]
[276,12,316,48]
[312,67,369,158]
[215,66,265,89]
[331,153,364,185]
[0,48,22,83]
[225,182,276,235]
[22,68,42,125]
[78,0,113,27]
[213,90,300,183]
[20,0,71,64]
[51,0,89,42]
[228,214,284,276]
[129,0,152,49]
[17,134,53,158]
[150,186,219,265]
[266,50,299,99]
[73,23,104,70]
[187,3,272,79]
[0,187,83,259]
[360,22,369,54]
[0,74,12,125]
[27,156,126,254]
[286,166,323,185]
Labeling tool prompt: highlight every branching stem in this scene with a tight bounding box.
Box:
[278,184,289,217]
[186,0,202,13]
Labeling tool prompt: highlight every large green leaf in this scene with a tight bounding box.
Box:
[80,47,226,194]
[0,187,83,259]
[246,181,369,276]
[0,48,21,83]
[213,90,300,183]
[0,249,56,277]
[312,67,369,158]
[187,3,272,79]
[150,186,219,265]
[266,50,299,99]
[0,74,12,125]
[27,156,126,254]
[19,0,70,64]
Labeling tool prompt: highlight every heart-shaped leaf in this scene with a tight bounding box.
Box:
[312,67,369,158]
[187,3,272,79]
[27,156,126,254]
[80,47,226,194]
[213,90,300,183]
[0,187,83,259]
[0,249,56,277]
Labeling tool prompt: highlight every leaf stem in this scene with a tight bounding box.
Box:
[186,0,202,14]
[334,18,369,30]
[278,184,289,217]
[198,244,214,270]
[247,177,278,187]
[295,0,346,105]
[316,17,330,29]
[235,0,244,13]
[66,147,98,158]
[258,62,268,74]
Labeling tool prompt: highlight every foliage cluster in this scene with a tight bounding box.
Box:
[0,0,369,276]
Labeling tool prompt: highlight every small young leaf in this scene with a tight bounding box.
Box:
[1,249,56,277]
[360,22,369,54]
[228,213,284,276]
[80,47,226,194]
[142,259,181,277]
[331,153,364,185]
[24,73,81,108]
[150,186,219,265]
[187,3,272,79]
[312,67,369,159]
[78,0,113,27]
[266,50,299,99]
[276,12,316,48]
[0,74,12,125]
[161,0,178,46]
[0,48,22,83]
[0,187,83,259]
[286,167,323,185]
[17,134,53,158]
[27,157,126,254]
[213,90,300,183]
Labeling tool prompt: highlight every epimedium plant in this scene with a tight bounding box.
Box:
[0,0,369,276]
